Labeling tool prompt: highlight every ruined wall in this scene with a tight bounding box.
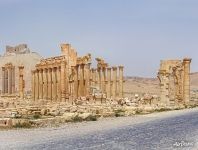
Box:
[32,43,124,103]
[5,44,30,56]
[0,44,42,96]
[158,58,192,107]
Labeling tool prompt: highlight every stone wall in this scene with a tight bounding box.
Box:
[158,58,192,107]
[0,44,42,96]
[31,43,125,103]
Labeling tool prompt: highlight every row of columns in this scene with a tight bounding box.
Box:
[32,62,124,101]
[32,61,68,102]
[2,66,15,95]
[90,66,124,99]
[70,63,91,99]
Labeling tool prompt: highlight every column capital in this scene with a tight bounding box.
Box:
[118,66,124,69]
[112,66,117,70]
[183,58,192,63]
[18,66,24,69]
[107,67,111,70]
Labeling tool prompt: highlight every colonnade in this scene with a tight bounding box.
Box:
[90,66,124,99]
[1,64,15,95]
[32,60,67,102]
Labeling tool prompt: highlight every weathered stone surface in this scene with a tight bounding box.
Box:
[62,112,78,121]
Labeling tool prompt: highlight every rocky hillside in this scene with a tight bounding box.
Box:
[124,72,198,97]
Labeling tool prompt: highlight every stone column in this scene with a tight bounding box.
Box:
[35,70,39,100]
[183,58,192,104]
[12,67,15,94]
[43,68,48,100]
[57,66,61,101]
[65,63,69,101]
[52,67,57,101]
[48,68,52,101]
[31,71,35,101]
[118,66,124,98]
[74,65,78,99]
[158,71,170,106]
[97,68,101,90]
[8,67,12,94]
[78,64,84,96]
[5,69,8,94]
[112,66,117,99]
[18,66,24,99]
[61,61,66,102]
[90,69,94,87]
[39,69,43,99]
[101,67,106,94]
[2,67,5,94]
[107,67,111,98]
[84,63,91,96]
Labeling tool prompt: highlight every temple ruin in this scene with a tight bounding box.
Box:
[0,44,42,97]
[158,58,192,107]
[31,43,124,103]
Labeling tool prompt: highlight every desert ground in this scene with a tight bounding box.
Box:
[1,107,198,150]
[124,72,198,97]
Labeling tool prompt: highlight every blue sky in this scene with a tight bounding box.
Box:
[0,0,198,77]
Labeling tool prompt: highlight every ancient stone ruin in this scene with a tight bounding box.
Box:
[31,43,124,103]
[5,44,31,56]
[158,58,192,107]
[0,44,42,97]
[0,43,197,128]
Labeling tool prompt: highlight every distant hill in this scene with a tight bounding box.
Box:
[124,72,198,97]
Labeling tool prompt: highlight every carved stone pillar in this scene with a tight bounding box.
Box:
[5,69,8,94]
[39,69,43,99]
[8,67,12,94]
[97,68,101,90]
[12,67,15,94]
[48,68,52,101]
[118,66,124,98]
[101,67,106,94]
[61,61,66,102]
[2,67,5,94]
[84,63,91,96]
[90,69,94,87]
[65,63,69,101]
[158,71,170,106]
[35,70,39,100]
[112,66,117,99]
[183,58,192,104]
[18,66,24,99]
[78,64,84,96]
[74,65,78,99]
[31,71,35,101]
[57,66,61,101]
[107,67,111,98]
[52,67,57,101]
[43,69,48,100]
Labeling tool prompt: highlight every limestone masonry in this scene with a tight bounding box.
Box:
[0,44,42,96]
[31,43,124,103]
[0,43,196,128]
[158,58,192,107]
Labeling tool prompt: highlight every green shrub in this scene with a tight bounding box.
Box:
[13,122,31,128]
[156,108,171,112]
[114,109,125,117]
[73,115,83,122]
[85,115,97,121]
[33,114,41,119]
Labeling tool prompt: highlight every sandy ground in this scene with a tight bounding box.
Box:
[1,108,198,150]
